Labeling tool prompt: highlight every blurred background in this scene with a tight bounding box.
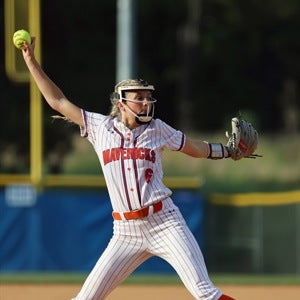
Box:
[0,0,300,279]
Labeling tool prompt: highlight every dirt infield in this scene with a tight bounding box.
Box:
[1,284,300,300]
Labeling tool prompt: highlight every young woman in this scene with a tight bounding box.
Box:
[22,37,235,300]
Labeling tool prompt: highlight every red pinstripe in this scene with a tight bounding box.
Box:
[72,111,226,299]
[73,199,222,300]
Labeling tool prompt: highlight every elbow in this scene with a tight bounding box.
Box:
[46,97,64,113]
[49,101,60,112]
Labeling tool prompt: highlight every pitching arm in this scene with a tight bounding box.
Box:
[22,37,84,127]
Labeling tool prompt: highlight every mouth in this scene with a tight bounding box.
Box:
[139,110,148,115]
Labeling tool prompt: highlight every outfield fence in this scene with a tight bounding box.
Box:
[1,182,300,275]
[206,190,300,274]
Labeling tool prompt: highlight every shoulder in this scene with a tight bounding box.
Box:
[83,110,113,125]
[151,118,179,132]
[81,110,115,139]
[150,118,167,128]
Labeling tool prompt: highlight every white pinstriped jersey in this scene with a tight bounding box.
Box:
[73,110,223,300]
[80,110,185,212]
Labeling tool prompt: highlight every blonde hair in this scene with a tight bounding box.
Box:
[109,104,121,118]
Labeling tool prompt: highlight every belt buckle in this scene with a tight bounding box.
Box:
[132,207,148,219]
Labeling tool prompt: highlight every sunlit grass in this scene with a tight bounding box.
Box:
[61,133,300,193]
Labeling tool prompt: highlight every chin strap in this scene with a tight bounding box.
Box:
[123,103,155,124]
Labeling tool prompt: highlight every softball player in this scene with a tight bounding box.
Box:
[22,38,235,300]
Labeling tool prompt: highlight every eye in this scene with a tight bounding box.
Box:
[136,96,144,102]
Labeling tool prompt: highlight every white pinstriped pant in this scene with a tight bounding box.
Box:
[72,198,222,300]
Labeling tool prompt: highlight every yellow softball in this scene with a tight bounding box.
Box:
[13,29,31,50]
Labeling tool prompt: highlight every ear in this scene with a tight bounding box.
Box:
[116,100,125,110]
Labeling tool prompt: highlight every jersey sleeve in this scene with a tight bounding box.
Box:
[157,119,186,151]
[80,109,108,145]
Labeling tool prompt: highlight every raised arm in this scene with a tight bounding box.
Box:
[22,37,84,127]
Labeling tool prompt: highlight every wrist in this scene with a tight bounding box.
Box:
[207,143,231,159]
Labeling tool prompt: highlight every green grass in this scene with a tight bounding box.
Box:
[61,132,300,194]
[1,273,300,285]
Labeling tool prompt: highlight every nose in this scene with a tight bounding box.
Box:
[142,98,149,105]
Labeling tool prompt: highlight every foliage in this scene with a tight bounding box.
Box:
[0,0,299,174]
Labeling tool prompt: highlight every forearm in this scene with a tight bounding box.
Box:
[181,138,230,159]
[20,37,83,126]
[181,139,210,158]
[25,56,67,111]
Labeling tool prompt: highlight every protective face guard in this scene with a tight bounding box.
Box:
[121,97,156,124]
[117,82,156,123]
[120,97,157,104]
[117,83,155,101]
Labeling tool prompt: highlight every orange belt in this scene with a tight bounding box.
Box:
[112,201,163,221]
